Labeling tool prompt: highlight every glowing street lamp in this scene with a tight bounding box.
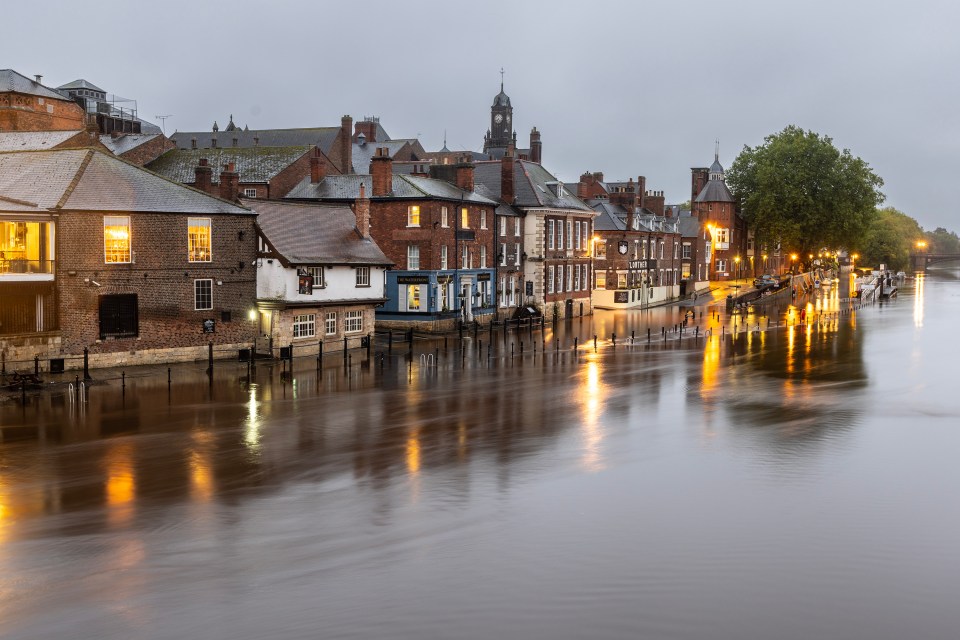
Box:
[734,255,741,285]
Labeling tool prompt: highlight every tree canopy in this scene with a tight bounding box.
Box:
[726,126,885,257]
[860,207,924,271]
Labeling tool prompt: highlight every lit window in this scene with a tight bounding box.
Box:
[355,266,370,286]
[325,312,337,335]
[194,279,213,310]
[188,217,212,262]
[293,313,316,338]
[408,205,420,226]
[596,271,606,289]
[461,207,469,228]
[405,285,422,311]
[408,245,420,270]
[308,266,325,288]
[441,206,449,228]
[104,215,131,263]
[345,310,363,333]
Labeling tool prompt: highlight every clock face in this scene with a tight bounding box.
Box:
[494,114,503,124]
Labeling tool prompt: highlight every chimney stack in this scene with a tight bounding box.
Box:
[194,158,213,193]
[354,182,371,238]
[310,155,326,183]
[340,115,353,174]
[501,151,515,204]
[370,147,392,197]
[637,176,647,209]
[34,75,42,84]
[530,127,542,164]
[455,158,475,192]
[219,162,239,201]
[645,190,665,217]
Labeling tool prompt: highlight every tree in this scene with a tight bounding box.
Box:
[860,207,924,271]
[726,126,885,261]
[926,227,960,254]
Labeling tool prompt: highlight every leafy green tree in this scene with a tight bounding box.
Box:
[727,126,885,261]
[860,207,924,271]
[926,227,960,254]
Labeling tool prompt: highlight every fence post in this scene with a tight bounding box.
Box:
[207,341,214,377]
[34,355,39,376]
[83,347,91,380]
[344,337,348,364]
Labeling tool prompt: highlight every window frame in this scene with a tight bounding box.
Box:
[355,266,371,287]
[407,245,420,270]
[292,313,316,338]
[344,310,363,333]
[104,215,131,264]
[407,205,421,227]
[307,266,325,288]
[194,278,213,311]
[325,311,337,336]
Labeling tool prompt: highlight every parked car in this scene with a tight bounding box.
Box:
[753,274,778,289]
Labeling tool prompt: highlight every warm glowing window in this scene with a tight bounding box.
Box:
[461,207,469,228]
[408,205,420,226]
[405,285,422,311]
[596,271,606,289]
[104,216,130,263]
[188,217,212,262]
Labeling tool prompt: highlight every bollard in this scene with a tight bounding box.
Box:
[167,367,171,389]
[83,347,91,380]
[631,330,635,344]
[122,371,125,389]
[647,328,651,342]
[366,333,372,358]
[318,342,323,368]
[593,335,598,350]
[511,343,515,358]
[388,331,393,353]
[478,339,482,356]
[34,355,39,376]
[520,341,524,354]
[207,341,214,376]
[574,336,579,351]
[612,332,616,346]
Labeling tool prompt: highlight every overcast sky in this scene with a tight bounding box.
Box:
[5,0,957,231]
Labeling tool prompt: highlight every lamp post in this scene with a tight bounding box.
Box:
[734,255,741,287]
[790,253,798,274]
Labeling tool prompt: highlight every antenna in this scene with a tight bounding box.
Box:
[155,115,172,135]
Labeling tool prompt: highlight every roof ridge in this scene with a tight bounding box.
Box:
[0,193,39,208]
[54,149,95,209]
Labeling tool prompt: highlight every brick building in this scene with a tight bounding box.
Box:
[0,70,86,132]
[100,132,175,166]
[691,149,748,282]
[286,148,498,329]
[248,196,392,356]
[0,148,257,369]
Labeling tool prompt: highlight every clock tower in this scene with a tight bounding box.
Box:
[483,71,515,157]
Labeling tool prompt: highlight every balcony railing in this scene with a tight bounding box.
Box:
[0,259,56,276]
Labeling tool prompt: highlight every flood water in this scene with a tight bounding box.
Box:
[2,270,960,639]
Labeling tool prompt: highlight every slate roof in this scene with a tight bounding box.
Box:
[57,78,106,93]
[473,159,593,212]
[352,140,411,174]
[694,179,734,203]
[286,173,497,205]
[0,69,69,101]
[0,131,85,151]
[99,133,163,155]
[170,128,340,156]
[247,198,392,266]
[146,146,312,184]
[0,149,251,215]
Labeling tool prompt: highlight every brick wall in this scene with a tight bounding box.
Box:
[118,135,176,166]
[369,199,495,271]
[57,211,259,356]
[0,92,86,131]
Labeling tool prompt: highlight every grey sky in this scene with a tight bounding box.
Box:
[5,0,957,231]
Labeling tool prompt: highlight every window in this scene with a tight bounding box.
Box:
[567,265,573,292]
[499,247,507,266]
[344,310,363,333]
[441,206,449,228]
[355,266,370,286]
[407,205,420,226]
[325,312,337,335]
[514,218,521,237]
[104,215,131,263]
[674,242,679,259]
[188,218,212,262]
[508,276,516,306]
[575,221,581,250]
[596,271,606,289]
[548,265,555,294]
[682,263,692,278]
[461,207,469,228]
[618,273,627,288]
[548,220,555,249]
[98,294,138,338]
[557,220,564,250]
[243,188,257,198]
[682,243,692,259]
[440,245,448,270]
[513,243,521,266]
[717,259,726,273]
[194,279,213,310]
[557,265,564,292]
[461,245,470,269]
[407,245,420,270]
[575,264,581,290]
[480,209,487,229]
[567,221,573,250]
[405,285,422,311]
[582,222,588,249]
[499,276,506,307]
[480,245,487,268]
[595,241,606,258]
[293,314,315,338]
[308,266,325,288]
[500,217,506,236]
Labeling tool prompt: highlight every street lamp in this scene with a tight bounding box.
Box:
[790,253,798,274]
[734,255,741,286]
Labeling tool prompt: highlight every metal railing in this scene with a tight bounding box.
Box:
[0,259,55,275]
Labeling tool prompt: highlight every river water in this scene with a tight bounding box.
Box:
[1,270,959,639]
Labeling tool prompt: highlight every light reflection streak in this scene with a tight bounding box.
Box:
[577,357,606,472]
[914,273,925,328]
[190,431,214,501]
[105,442,136,526]
[245,385,260,451]
[701,332,720,397]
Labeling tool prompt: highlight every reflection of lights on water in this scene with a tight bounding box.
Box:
[578,359,606,472]
[786,325,796,376]
[190,450,213,500]
[245,385,260,450]
[914,273,925,328]
[701,332,720,396]
[104,443,136,526]
[457,421,467,461]
[406,430,421,475]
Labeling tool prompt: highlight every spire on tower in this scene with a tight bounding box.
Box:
[500,67,504,92]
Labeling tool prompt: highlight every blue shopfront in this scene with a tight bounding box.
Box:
[377,269,497,324]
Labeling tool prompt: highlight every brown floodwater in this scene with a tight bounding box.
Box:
[1,270,959,639]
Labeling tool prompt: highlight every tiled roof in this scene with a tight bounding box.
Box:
[286,173,497,205]
[247,199,392,266]
[352,140,411,174]
[0,131,85,151]
[474,159,593,212]
[694,179,734,203]
[146,146,312,184]
[99,133,163,155]
[170,127,340,155]
[0,149,251,215]
[0,69,68,101]
[57,78,105,93]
